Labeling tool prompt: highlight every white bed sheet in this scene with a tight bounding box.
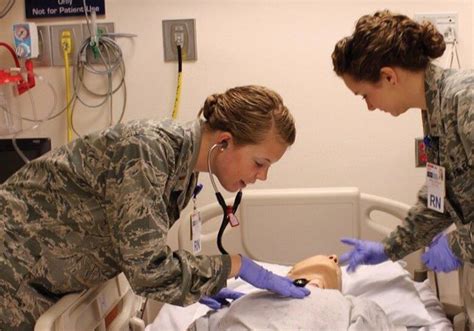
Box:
[146,261,452,331]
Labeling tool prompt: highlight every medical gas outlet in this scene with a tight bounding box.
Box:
[13,23,39,59]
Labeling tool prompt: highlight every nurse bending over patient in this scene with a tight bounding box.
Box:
[332,10,473,273]
[0,85,309,330]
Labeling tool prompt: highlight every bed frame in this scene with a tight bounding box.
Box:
[34,272,145,331]
[34,187,471,331]
[178,187,422,271]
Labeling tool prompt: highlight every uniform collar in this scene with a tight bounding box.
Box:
[173,119,202,191]
[423,63,445,137]
[188,119,203,172]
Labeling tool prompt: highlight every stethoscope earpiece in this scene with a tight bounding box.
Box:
[219,140,228,150]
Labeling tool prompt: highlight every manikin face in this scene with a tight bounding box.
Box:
[287,254,342,290]
[212,130,288,192]
[342,72,408,117]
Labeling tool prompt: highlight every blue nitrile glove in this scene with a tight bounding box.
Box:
[237,256,310,298]
[199,288,245,310]
[422,233,462,272]
[340,238,389,272]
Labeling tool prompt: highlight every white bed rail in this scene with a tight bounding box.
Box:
[178,187,417,268]
[360,193,424,273]
[360,192,411,236]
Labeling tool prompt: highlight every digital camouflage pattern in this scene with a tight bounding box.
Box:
[384,64,473,264]
[0,119,231,330]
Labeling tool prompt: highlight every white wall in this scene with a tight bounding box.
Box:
[2,0,471,226]
[2,0,472,202]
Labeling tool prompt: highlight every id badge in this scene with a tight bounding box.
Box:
[426,162,445,213]
[228,213,240,227]
[190,210,201,254]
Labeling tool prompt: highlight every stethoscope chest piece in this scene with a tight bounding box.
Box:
[293,278,309,287]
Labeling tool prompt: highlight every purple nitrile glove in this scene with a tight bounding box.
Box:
[340,238,389,272]
[422,233,462,273]
[199,288,245,310]
[237,256,310,299]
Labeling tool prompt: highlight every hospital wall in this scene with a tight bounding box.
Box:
[0,0,472,306]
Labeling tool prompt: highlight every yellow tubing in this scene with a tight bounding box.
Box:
[61,31,73,142]
[172,71,182,120]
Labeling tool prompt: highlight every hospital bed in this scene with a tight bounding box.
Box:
[35,187,472,330]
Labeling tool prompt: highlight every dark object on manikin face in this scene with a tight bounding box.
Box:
[293,278,309,287]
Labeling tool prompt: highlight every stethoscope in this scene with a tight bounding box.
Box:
[207,140,242,255]
[207,141,310,288]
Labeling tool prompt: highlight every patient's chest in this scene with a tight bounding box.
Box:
[217,289,351,330]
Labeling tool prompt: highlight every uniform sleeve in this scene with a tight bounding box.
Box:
[384,85,473,263]
[448,224,473,263]
[449,86,474,263]
[382,185,453,260]
[105,133,231,306]
[456,85,473,164]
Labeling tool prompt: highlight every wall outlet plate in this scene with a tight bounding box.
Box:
[414,13,458,43]
[82,22,115,38]
[50,24,84,66]
[33,25,53,67]
[82,22,115,65]
[162,19,197,62]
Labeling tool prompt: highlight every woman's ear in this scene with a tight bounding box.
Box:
[216,132,233,149]
[380,67,398,86]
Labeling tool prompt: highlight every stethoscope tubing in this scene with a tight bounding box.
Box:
[207,142,242,254]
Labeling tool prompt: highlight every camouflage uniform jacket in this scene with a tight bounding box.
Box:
[384,64,473,263]
[0,119,231,312]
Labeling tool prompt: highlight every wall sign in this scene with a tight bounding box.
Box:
[25,0,105,19]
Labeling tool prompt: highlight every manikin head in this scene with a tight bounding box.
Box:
[287,254,342,290]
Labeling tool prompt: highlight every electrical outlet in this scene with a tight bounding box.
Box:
[82,22,115,65]
[414,13,458,43]
[50,24,84,66]
[162,19,197,62]
[32,25,53,67]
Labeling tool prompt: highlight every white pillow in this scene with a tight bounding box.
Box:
[342,260,432,327]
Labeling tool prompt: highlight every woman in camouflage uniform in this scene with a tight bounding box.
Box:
[331,11,472,274]
[0,85,309,330]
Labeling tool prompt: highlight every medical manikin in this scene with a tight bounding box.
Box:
[188,255,398,330]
